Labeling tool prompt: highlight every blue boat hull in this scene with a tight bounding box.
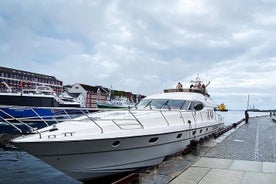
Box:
[0,107,64,119]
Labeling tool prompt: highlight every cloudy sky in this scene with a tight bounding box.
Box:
[0,0,276,110]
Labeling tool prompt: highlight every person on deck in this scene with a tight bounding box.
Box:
[201,81,210,95]
[176,82,183,91]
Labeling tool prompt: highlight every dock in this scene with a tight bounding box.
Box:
[137,116,276,184]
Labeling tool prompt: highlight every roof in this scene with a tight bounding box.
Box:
[0,66,61,82]
[75,83,145,97]
[79,84,108,94]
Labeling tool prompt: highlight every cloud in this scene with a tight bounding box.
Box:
[0,0,276,110]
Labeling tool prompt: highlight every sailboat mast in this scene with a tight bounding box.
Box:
[247,94,250,110]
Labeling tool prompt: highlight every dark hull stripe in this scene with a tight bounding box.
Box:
[34,125,222,157]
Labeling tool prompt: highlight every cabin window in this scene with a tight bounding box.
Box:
[136,99,194,111]
[187,102,193,110]
[190,101,204,111]
[194,103,204,111]
[135,99,151,109]
[112,140,120,147]
[160,100,170,109]
[149,137,159,143]
[181,101,191,110]
[136,99,167,109]
[166,100,185,110]
[150,100,168,109]
[176,133,183,139]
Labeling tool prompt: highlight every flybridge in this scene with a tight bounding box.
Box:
[165,78,211,97]
[164,88,210,97]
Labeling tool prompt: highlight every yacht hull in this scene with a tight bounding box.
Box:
[15,123,222,181]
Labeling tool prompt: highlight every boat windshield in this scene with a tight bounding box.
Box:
[136,99,191,110]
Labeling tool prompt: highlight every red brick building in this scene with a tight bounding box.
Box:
[0,66,63,94]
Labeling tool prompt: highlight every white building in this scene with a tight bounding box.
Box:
[68,83,109,108]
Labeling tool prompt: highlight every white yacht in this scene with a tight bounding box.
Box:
[13,82,224,181]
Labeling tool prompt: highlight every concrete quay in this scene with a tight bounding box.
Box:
[170,157,276,184]
[140,116,276,184]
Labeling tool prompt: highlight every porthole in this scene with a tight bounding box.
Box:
[149,137,159,143]
[200,129,202,133]
[176,133,182,139]
[112,140,120,147]
[192,131,196,135]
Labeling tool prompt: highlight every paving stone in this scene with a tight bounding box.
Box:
[229,160,262,172]
[242,172,276,184]
[198,169,244,184]
[170,167,210,184]
[192,157,233,169]
[263,162,276,173]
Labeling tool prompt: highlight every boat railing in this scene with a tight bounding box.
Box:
[0,105,94,134]
[87,109,221,133]
[215,113,224,122]
[0,105,223,135]
[164,88,210,97]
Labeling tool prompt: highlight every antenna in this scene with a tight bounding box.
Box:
[196,73,200,81]
[247,94,250,110]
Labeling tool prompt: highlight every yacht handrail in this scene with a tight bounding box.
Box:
[160,111,169,126]
[0,108,42,138]
[82,110,104,133]
[29,108,49,126]
[0,116,23,133]
[0,105,222,137]
[0,108,35,131]
[179,111,185,125]
[127,109,144,129]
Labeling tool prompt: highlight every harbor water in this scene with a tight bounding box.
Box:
[0,111,269,184]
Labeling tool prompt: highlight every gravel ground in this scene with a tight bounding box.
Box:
[205,116,276,162]
[140,116,276,183]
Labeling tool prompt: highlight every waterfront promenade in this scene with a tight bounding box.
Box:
[170,157,276,184]
[140,116,276,184]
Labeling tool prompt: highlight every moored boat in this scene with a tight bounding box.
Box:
[12,79,224,181]
[0,85,81,119]
[218,103,228,111]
